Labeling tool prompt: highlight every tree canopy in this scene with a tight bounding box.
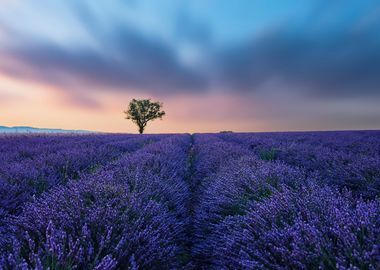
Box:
[124,99,165,134]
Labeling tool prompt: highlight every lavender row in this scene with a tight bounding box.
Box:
[192,134,251,184]
[217,131,380,198]
[192,134,380,269]
[1,134,192,269]
[0,131,379,269]
[0,134,133,164]
[190,134,254,267]
[217,131,380,157]
[0,134,161,219]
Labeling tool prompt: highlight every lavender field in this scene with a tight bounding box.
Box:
[0,131,379,269]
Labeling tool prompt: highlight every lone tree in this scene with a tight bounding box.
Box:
[124,99,166,134]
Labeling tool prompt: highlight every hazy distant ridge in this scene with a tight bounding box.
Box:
[0,126,92,134]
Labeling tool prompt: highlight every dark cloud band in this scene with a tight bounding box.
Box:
[0,0,380,99]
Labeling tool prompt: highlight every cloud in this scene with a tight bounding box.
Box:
[0,0,380,101]
[0,27,209,94]
[216,26,380,98]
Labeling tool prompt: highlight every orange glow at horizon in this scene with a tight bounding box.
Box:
[2,72,379,133]
[0,73,271,133]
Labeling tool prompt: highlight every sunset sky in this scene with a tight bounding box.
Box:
[1,0,380,133]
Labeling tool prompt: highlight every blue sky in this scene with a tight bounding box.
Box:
[0,0,379,132]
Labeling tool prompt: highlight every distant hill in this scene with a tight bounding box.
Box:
[0,126,93,134]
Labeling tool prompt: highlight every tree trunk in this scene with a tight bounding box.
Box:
[139,126,144,134]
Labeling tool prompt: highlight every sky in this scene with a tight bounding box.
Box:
[1,0,380,133]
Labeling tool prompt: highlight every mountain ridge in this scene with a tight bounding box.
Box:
[0,125,93,134]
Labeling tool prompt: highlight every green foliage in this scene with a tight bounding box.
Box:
[258,148,278,161]
[124,99,166,134]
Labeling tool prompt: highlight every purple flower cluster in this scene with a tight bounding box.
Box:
[0,131,379,269]
[192,132,380,269]
[210,185,379,269]
[0,134,159,219]
[1,134,191,269]
[218,131,380,198]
